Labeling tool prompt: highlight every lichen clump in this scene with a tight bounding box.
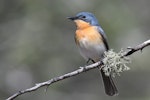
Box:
[102,49,131,77]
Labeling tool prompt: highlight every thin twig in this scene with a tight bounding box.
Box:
[124,39,150,56]
[6,61,103,100]
[6,39,150,100]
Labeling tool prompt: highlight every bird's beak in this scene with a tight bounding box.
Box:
[67,16,78,21]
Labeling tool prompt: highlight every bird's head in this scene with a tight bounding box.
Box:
[68,12,99,29]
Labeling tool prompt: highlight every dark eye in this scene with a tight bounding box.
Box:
[82,16,86,18]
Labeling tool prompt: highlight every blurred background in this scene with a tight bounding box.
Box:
[0,0,150,100]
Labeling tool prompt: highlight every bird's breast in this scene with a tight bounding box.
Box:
[75,26,105,61]
[75,26,103,46]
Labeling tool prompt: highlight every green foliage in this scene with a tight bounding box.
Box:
[102,49,131,77]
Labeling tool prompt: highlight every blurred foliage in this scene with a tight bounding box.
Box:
[0,0,150,100]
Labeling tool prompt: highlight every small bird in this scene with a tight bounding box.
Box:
[68,12,118,96]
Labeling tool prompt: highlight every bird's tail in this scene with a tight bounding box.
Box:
[100,69,118,96]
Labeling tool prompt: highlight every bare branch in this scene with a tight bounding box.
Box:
[6,62,103,100]
[124,39,150,56]
[6,39,150,100]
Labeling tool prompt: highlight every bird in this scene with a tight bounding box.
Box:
[67,12,118,96]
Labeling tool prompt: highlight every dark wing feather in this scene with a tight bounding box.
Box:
[97,26,118,96]
[97,26,109,50]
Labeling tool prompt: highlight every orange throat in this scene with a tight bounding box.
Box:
[74,20,91,29]
[75,25,102,45]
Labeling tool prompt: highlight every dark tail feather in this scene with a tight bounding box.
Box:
[101,70,118,96]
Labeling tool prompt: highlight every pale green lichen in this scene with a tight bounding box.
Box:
[102,49,131,77]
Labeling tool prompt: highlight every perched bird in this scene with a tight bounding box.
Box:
[68,12,118,96]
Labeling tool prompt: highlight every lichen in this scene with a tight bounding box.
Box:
[102,49,131,77]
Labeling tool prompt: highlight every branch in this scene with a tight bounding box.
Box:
[6,62,103,100]
[6,39,150,100]
[124,39,150,56]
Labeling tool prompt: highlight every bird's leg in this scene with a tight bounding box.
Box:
[86,58,95,64]
[86,59,91,64]
[80,58,95,70]
[91,59,95,63]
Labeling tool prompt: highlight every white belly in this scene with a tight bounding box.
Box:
[78,38,106,62]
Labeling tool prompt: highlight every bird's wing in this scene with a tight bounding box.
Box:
[97,26,109,50]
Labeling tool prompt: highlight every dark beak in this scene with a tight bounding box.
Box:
[67,16,78,20]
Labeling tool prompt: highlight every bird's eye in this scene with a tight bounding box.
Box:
[82,16,86,18]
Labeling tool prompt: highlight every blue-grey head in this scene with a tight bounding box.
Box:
[68,12,99,26]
